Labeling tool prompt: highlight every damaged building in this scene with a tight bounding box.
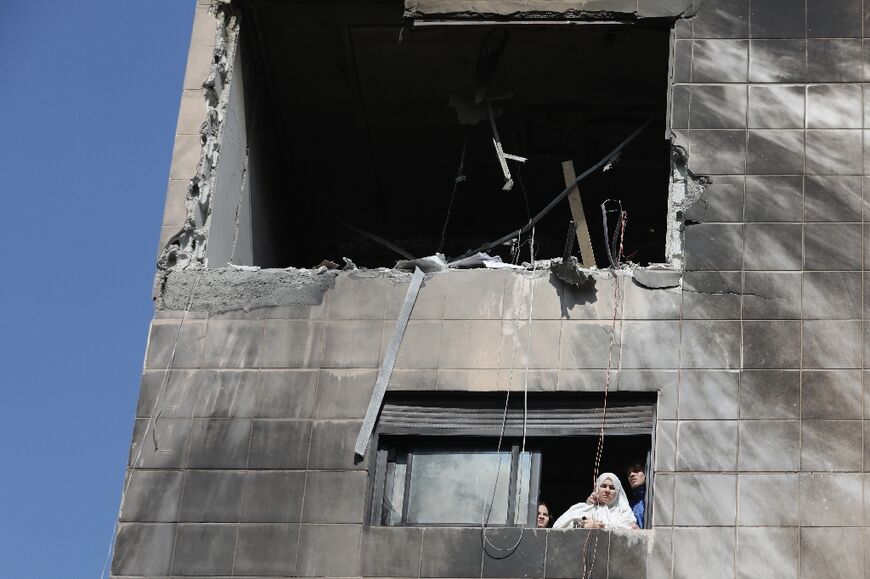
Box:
[111,0,869,577]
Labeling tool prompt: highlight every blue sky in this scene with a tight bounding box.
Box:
[0,2,195,576]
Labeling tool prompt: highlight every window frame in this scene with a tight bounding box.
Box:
[365,392,657,529]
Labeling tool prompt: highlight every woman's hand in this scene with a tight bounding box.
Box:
[580,518,605,529]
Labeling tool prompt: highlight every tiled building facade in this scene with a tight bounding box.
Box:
[112,1,870,577]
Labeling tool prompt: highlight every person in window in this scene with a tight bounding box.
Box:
[536,502,552,528]
[626,464,646,528]
[552,472,639,529]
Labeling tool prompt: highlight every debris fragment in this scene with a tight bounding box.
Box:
[396,254,449,273]
[342,257,358,270]
[551,256,592,287]
[561,161,596,268]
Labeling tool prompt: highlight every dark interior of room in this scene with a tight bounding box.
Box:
[240,0,672,268]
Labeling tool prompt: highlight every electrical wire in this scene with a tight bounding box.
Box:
[98,271,202,579]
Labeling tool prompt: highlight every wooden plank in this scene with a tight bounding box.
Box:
[561,160,595,268]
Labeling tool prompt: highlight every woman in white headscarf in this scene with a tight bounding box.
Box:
[552,472,639,530]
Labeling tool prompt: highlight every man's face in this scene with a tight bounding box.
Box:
[628,468,645,489]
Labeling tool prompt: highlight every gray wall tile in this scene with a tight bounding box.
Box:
[678,371,739,419]
[241,471,305,523]
[179,470,245,522]
[688,131,747,174]
[806,84,862,128]
[259,320,323,368]
[234,523,298,576]
[743,321,801,368]
[677,420,738,471]
[111,523,175,576]
[621,321,680,369]
[743,223,802,270]
[736,527,798,579]
[807,0,861,37]
[420,527,483,578]
[171,523,237,576]
[799,474,863,526]
[607,530,648,579]
[128,418,191,469]
[482,528,546,578]
[743,272,802,319]
[744,176,803,222]
[386,274,446,320]
[302,470,367,524]
[248,420,311,469]
[673,474,736,525]
[296,524,361,577]
[738,420,800,471]
[360,527,423,577]
[748,85,805,128]
[656,421,677,471]
[439,320,502,368]
[739,370,800,419]
[321,320,383,368]
[120,470,184,522]
[192,370,258,418]
[444,270,509,319]
[806,130,863,175]
[680,321,741,369]
[738,474,799,526]
[673,527,735,579]
[800,527,863,579]
[203,319,263,368]
[802,272,862,319]
[308,420,366,470]
[145,320,206,369]
[750,0,804,37]
[688,175,745,223]
[750,40,806,82]
[393,320,443,369]
[746,130,804,175]
[804,223,862,271]
[805,176,863,222]
[682,271,742,319]
[497,320,561,369]
[652,473,674,525]
[560,322,617,368]
[690,85,748,129]
[324,274,386,320]
[801,370,863,419]
[545,529,609,579]
[807,39,863,82]
[187,418,251,469]
[693,0,748,38]
[622,283,681,320]
[137,370,198,418]
[801,420,862,471]
[802,321,862,368]
[692,40,748,82]
[255,370,318,418]
[314,369,376,419]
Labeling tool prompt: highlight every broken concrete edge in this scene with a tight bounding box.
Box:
[664,139,710,270]
[157,1,241,272]
[153,260,685,314]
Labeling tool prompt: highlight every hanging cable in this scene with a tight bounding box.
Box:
[578,204,627,579]
[481,227,536,555]
[99,271,202,579]
[437,129,471,255]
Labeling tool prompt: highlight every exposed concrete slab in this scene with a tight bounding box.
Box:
[156,268,339,313]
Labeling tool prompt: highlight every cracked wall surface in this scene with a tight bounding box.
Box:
[115,0,870,577]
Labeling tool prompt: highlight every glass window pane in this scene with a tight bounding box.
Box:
[382,456,406,526]
[514,452,531,525]
[406,450,512,525]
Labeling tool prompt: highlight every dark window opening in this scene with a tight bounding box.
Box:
[367,392,655,528]
[237,1,672,268]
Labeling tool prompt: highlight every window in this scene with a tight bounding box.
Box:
[366,393,655,528]
[229,1,673,268]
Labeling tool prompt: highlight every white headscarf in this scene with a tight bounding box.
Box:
[552,472,638,530]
